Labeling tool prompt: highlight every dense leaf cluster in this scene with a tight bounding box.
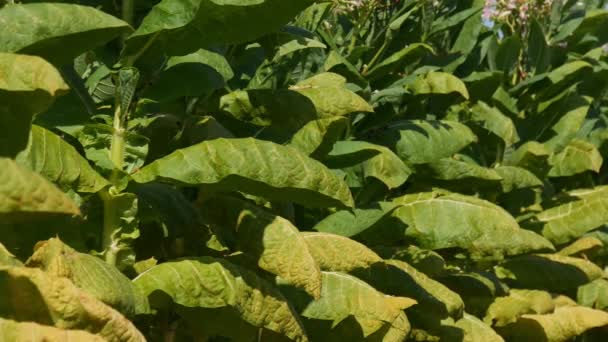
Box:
[1,0,608,341]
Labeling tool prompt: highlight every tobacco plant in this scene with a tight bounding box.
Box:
[1,0,608,341]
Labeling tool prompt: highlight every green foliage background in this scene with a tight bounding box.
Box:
[1,0,608,341]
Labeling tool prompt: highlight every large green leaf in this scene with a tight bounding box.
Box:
[0,266,145,341]
[548,139,603,177]
[0,3,131,65]
[313,202,399,237]
[0,52,68,157]
[301,232,383,272]
[125,0,316,56]
[376,120,477,164]
[25,238,147,316]
[145,49,234,102]
[300,233,464,320]
[504,141,551,177]
[497,306,608,342]
[15,125,109,193]
[132,138,354,208]
[365,260,464,320]
[536,186,608,245]
[0,319,105,341]
[0,158,80,223]
[495,254,604,293]
[450,313,505,342]
[133,257,308,341]
[494,166,543,193]
[421,158,503,184]
[326,141,411,189]
[200,196,322,298]
[470,101,519,146]
[294,271,415,340]
[577,279,608,311]
[484,289,555,327]
[288,116,348,158]
[390,191,554,259]
[409,72,469,99]
[220,73,372,132]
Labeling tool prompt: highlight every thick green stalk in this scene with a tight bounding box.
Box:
[102,104,125,266]
[101,189,119,266]
[122,0,135,26]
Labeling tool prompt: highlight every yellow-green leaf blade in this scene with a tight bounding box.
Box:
[133,257,308,341]
[0,319,105,342]
[0,52,68,157]
[497,306,608,342]
[26,238,148,316]
[16,125,109,193]
[131,138,354,208]
[0,3,131,65]
[537,186,608,245]
[391,191,554,259]
[0,158,80,223]
[0,266,145,341]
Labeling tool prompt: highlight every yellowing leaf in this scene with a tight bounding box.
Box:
[201,196,322,298]
[0,266,145,341]
[484,290,554,327]
[0,52,68,157]
[299,272,415,340]
[0,158,80,223]
[0,319,105,342]
[133,257,308,341]
[301,232,383,272]
[498,306,608,342]
[26,238,148,316]
[410,72,470,99]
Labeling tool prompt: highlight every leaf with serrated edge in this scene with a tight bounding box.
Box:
[132,138,354,208]
[0,158,80,223]
[376,120,477,164]
[133,257,308,341]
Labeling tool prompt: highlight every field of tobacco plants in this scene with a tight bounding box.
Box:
[1,0,608,341]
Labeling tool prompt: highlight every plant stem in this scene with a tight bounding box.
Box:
[101,189,118,266]
[102,104,125,266]
[363,39,388,75]
[122,0,135,25]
